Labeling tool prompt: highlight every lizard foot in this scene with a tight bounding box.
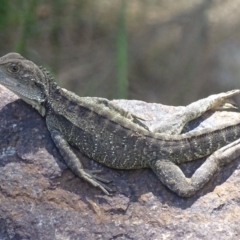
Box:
[80,169,113,195]
[211,138,240,167]
[212,89,240,110]
[85,169,112,183]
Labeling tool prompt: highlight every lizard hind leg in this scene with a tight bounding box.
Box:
[151,138,240,197]
[150,89,240,135]
[151,160,199,197]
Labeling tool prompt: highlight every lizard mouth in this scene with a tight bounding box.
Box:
[0,73,39,102]
[0,72,46,116]
[0,75,24,96]
[0,73,16,87]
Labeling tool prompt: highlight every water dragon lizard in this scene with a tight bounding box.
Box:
[1,52,240,197]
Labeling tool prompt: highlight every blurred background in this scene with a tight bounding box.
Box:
[1,0,240,105]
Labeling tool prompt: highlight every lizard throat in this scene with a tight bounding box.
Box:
[22,96,46,116]
[11,91,46,117]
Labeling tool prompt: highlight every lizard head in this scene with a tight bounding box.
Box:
[0,52,54,116]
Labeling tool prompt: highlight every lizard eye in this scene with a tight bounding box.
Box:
[7,64,20,73]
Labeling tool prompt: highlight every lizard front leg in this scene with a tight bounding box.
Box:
[46,116,112,194]
[150,138,240,197]
[88,97,150,130]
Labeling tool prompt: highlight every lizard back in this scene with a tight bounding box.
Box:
[46,85,240,169]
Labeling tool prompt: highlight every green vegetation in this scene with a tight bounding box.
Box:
[0,0,130,98]
[15,0,39,55]
[0,1,238,104]
[0,0,9,30]
[116,0,128,99]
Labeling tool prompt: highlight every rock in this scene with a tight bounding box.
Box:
[0,85,240,239]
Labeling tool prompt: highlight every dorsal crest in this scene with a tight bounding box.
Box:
[38,66,56,83]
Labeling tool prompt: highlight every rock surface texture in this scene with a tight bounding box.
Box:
[1,85,240,240]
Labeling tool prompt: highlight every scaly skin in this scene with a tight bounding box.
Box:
[1,52,240,197]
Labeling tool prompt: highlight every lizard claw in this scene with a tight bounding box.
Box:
[81,169,113,194]
[85,169,112,183]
